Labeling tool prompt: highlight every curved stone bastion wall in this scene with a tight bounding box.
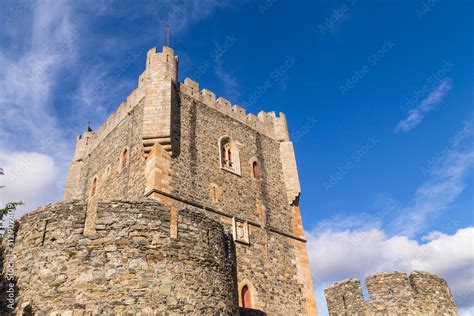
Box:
[1,200,238,315]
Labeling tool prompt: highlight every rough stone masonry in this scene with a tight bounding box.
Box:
[1,46,317,315]
[325,271,458,315]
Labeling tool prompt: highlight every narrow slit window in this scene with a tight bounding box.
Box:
[122,149,129,168]
[252,161,260,179]
[91,177,97,196]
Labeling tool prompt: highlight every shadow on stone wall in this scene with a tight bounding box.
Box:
[171,86,182,158]
[239,307,267,315]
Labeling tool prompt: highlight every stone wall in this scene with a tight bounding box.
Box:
[171,93,293,232]
[324,271,458,315]
[64,83,145,201]
[160,92,316,314]
[2,200,238,315]
[75,101,147,203]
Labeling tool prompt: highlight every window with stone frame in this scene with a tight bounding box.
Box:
[218,136,241,175]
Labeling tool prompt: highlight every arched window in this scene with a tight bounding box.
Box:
[219,136,241,175]
[122,148,129,168]
[91,177,97,196]
[241,285,252,308]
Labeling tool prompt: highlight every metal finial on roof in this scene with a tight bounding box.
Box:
[87,121,93,132]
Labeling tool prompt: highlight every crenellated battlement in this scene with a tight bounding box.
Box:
[180,77,289,141]
[324,271,458,315]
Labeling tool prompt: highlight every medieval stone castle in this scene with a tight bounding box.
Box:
[0,45,458,315]
[1,46,316,315]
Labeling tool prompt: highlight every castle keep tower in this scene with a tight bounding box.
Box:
[3,46,317,315]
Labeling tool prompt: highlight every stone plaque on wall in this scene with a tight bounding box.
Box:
[232,217,249,244]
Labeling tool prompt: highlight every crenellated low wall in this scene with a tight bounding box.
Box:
[1,199,238,315]
[324,271,458,315]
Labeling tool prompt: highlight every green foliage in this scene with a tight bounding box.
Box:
[0,168,24,223]
[0,202,23,222]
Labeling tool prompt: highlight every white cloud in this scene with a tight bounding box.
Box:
[309,138,474,315]
[395,78,452,133]
[459,306,474,316]
[0,150,60,218]
[307,227,474,315]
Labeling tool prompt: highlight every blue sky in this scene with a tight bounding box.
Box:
[0,0,473,314]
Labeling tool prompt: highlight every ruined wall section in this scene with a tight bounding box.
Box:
[3,200,237,315]
[324,278,366,315]
[325,271,458,315]
[409,271,458,313]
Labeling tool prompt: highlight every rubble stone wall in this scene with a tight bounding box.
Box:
[2,200,238,315]
[325,271,458,315]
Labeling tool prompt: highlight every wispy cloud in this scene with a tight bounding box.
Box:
[94,0,239,44]
[390,148,474,237]
[0,0,239,215]
[214,53,240,101]
[395,78,452,133]
[319,143,474,239]
[71,56,138,123]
